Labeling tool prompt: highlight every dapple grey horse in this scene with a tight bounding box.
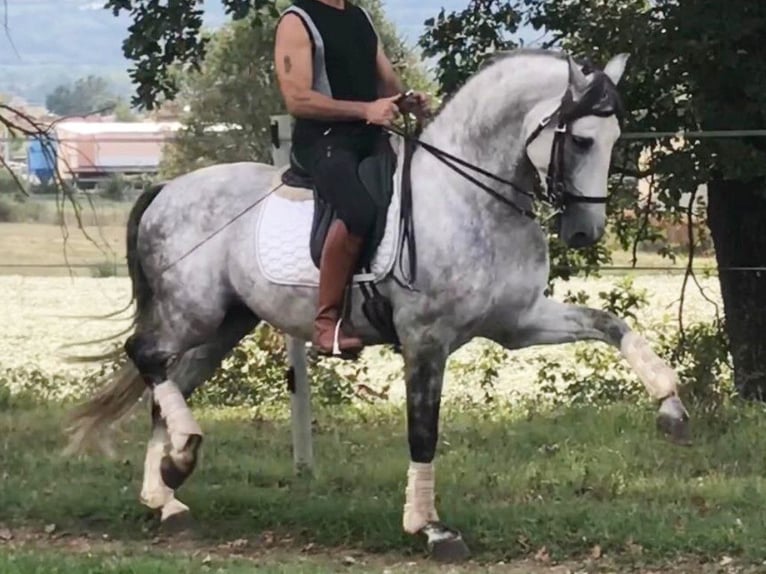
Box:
[67,49,690,561]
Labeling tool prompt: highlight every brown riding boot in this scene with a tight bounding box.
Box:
[313,219,365,357]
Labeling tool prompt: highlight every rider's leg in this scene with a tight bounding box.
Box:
[309,139,377,356]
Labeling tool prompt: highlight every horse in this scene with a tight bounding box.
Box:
[66,48,690,562]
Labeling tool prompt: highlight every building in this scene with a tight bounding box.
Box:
[51,120,182,186]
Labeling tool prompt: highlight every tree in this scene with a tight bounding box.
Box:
[419,0,521,97]
[45,75,122,117]
[419,0,766,399]
[160,0,433,177]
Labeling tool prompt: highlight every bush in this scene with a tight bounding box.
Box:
[91,260,120,277]
[523,277,732,410]
[194,324,359,409]
[0,196,18,222]
[99,174,129,202]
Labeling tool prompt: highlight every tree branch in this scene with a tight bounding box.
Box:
[1,102,116,266]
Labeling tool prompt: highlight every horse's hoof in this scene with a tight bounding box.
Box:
[423,522,471,563]
[657,395,692,446]
[159,508,194,536]
[160,434,202,489]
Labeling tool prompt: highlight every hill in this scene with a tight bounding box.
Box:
[0,0,464,105]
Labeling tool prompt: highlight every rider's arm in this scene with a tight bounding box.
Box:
[376,46,405,98]
[274,14,369,121]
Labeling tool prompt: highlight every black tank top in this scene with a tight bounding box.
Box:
[286,0,380,147]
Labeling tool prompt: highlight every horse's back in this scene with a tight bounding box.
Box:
[137,161,276,286]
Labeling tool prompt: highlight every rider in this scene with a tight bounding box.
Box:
[274,0,430,357]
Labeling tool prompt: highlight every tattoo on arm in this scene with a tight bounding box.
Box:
[284,56,292,74]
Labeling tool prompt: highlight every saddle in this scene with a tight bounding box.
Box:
[280,134,398,273]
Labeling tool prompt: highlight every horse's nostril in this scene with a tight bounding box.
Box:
[568,231,591,248]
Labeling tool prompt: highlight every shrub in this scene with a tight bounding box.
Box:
[100,174,129,202]
[0,196,18,222]
[91,260,120,278]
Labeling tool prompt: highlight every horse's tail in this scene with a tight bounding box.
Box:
[64,183,165,456]
[62,182,166,362]
[126,181,164,328]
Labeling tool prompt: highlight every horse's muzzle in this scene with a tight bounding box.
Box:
[559,204,606,249]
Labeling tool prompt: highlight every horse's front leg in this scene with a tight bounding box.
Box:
[503,297,691,444]
[402,345,470,562]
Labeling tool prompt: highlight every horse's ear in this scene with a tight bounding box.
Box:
[567,55,588,95]
[604,53,630,85]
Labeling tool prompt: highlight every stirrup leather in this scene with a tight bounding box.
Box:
[332,319,343,356]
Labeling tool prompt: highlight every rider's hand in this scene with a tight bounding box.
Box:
[398,91,433,120]
[364,95,401,127]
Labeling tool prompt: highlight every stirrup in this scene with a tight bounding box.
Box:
[313,318,361,360]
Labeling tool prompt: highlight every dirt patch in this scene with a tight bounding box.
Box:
[0,525,760,573]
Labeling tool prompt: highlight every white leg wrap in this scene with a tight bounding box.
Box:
[402,462,439,534]
[620,332,678,400]
[153,381,202,451]
[140,432,174,509]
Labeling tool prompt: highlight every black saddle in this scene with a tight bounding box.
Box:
[281,135,398,271]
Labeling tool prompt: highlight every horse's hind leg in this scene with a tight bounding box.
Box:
[139,307,259,526]
[125,327,204,494]
[505,297,691,444]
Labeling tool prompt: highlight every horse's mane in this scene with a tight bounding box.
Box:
[429,48,569,118]
[428,48,603,123]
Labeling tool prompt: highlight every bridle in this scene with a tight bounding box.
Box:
[525,70,624,213]
[386,66,624,221]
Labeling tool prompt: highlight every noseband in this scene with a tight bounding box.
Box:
[524,69,624,212]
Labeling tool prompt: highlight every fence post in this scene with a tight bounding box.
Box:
[270,114,314,476]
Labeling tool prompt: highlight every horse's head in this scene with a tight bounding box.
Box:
[524,53,629,248]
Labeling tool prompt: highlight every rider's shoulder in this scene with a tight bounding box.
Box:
[275,11,310,42]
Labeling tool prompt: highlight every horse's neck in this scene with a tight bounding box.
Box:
[421,55,568,188]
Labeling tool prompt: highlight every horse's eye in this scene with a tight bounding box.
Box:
[571,135,594,150]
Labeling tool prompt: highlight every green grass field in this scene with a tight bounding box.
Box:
[2,402,766,572]
[0,219,748,572]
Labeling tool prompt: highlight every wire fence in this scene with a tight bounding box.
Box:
[0,263,731,274]
[2,128,765,276]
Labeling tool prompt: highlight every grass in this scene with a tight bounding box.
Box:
[0,195,132,226]
[2,401,766,570]
[0,546,481,574]
[0,223,126,276]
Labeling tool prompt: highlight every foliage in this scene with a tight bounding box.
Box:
[0,169,24,194]
[534,279,733,409]
[419,0,521,97]
[0,194,46,223]
[158,15,281,176]
[45,75,124,117]
[90,260,121,278]
[193,324,362,409]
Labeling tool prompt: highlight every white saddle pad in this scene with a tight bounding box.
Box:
[256,136,403,288]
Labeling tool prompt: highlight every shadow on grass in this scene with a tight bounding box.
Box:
[1,401,766,563]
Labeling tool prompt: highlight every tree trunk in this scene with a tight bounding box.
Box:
[707,177,766,399]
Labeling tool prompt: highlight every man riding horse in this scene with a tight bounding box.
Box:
[274,0,430,357]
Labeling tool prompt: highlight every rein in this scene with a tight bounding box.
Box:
[384,122,540,219]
